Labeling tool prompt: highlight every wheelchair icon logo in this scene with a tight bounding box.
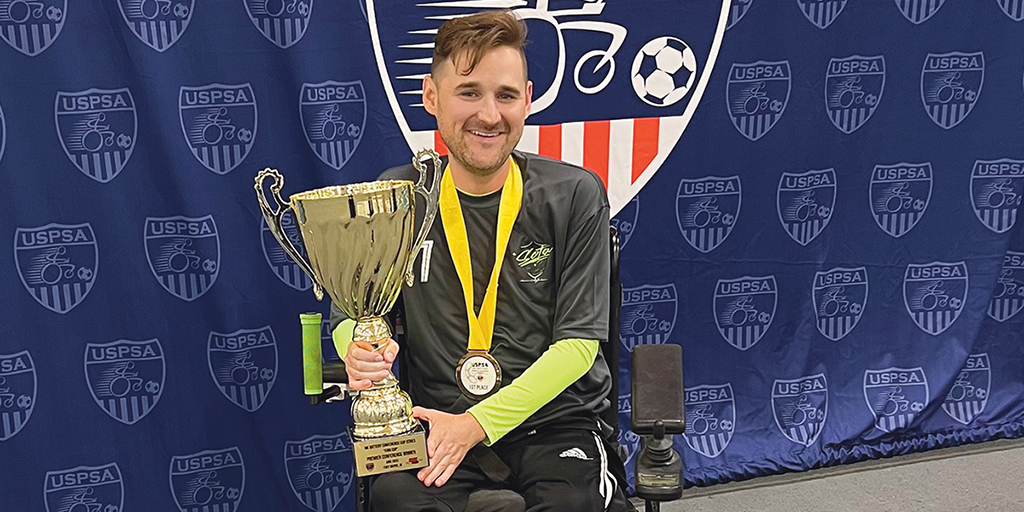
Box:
[85,339,165,425]
[797,0,847,29]
[0,351,35,441]
[904,262,968,336]
[971,163,1024,234]
[864,368,928,433]
[56,89,137,183]
[44,463,123,512]
[772,374,827,446]
[244,0,313,48]
[727,61,791,141]
[300,81,366,170]
[988,252,1024,322]
[14,223,98,314]
[170,448,245,512]
[145,216,220,301]
[208,327,278,412]
[285,434,354,512]
[682,384,734,458]
[813,268,867,342]
[179,84,258,175]
[941,354,990,425]
[677,176,741,253]
[0,0,65,56]
[715,276,777,351]
[620,284,677,352]
[921,52,984,129]
[777,170,836,246]
[117,0,194,51]
[826,56,884,134]
[870,164,932,238]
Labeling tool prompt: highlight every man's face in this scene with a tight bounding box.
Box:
[423,46,532,177]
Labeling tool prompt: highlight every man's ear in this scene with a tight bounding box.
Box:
[422,75,438,116]
[525,80,533,118]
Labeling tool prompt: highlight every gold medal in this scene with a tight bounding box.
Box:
[456,350,502,398]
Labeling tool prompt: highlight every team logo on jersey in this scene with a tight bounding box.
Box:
[513,241,553,283]
[677,176,740,253]
[611,196,639,250]
[0,351,35,441]
[620,284,677,351]
[300,81,366,170]
[904,261,968,336]
[44,463,123,512]
[921,52,984,130]
[727,61,790,142]
[0,0,65,56]
[895,0,945,24]
[778,169,835,246]
[999,0,1024,20]
[864,367,928,433]
[617,393,641,467]
[170,447,244,512]
[284,433,354,512]
[179,84,257,175]
[683,384,734,458]
[145,215,220,301]
[208,327,277,412]
[117,0,194,52]
[244,0,312,49]
[797,0,847,29]
[942,354,990,425]
[989,251,1024,322]
[715,276,776,350]
[726,0,755,30]
[813,267,867,341]
[971,159,1024,234]
[367,0,730,216]
[772,374,827,446]
[870,162,932,238]
[85,339,164,425]
[261,213,312,291]
[55,88,137,183]
[826,55,884,134]
[14,223,98,314]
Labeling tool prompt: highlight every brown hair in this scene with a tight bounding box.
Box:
[432,10,528,78]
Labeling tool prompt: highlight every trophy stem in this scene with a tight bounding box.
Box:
[351,316,418,439]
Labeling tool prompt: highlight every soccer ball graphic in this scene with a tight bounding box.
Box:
[631,37,698,107]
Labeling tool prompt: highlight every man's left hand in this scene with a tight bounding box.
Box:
[411,407,486,487]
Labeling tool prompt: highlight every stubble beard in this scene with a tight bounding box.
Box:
[442,123,520,178]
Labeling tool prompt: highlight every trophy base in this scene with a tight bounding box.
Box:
[350,422,429,477]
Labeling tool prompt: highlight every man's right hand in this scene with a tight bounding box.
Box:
[343,339,399,391]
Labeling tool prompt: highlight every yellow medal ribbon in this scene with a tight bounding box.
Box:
[439,157,523,352]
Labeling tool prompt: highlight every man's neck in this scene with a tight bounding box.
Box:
[449,158,511,195]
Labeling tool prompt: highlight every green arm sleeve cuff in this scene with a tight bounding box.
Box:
[468,338,600,446]
[332,319,356,359]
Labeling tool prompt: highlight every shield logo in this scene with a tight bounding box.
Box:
[208,327,278,412]
[14,223,98,314]
[676,176,740,253]
[683,384,735,458]
[0,0,65,56]
[714,276,776,350]
[170,447,245,512]
[864,367,928,433]
[971,159,1024,234]
[300,81,366,170]
[179,84,258,175]
[0,351,35,441]
[44,463,123,512]
[797,0,847,29]
[117,0,194,52]
[284,433,354,512]
[726,0,755,30]
[611,196,639,250]
[942,353,990,425]
[826,55,884,133]
[777,169,835,246]
[988,251,1024,322]
[85,339,164,425]
[895,0,946,24]
[904,261,968,336]
[145,215,220,301]
[244,0,312,48]
[813,267,867,341]
[772,374,827,446]
[620,284,677,352]
[921,52,984,130]
[367,0,731,216]
[261,213,312,291]
[998,0,1024,20]
[727,60,790,142]
[55,88,137,183]
[870,162,932,238]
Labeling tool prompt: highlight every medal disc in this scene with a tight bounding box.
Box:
[456,351,501,397]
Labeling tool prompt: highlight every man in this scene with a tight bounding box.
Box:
[332,10,626,512]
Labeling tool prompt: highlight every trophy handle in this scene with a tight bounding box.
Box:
[255,168,325,300]
[407,149,443,286]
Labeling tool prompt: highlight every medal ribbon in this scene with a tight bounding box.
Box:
[439,157,523,352]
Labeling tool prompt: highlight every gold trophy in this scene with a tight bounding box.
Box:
[255,149,442,476]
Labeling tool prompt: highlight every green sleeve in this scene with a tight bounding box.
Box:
[468,338,600,446]
[331,319,356,359]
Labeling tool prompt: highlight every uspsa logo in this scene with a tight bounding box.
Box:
[777,169,835,246]
[727,60,790,142]
[0,0,65,56]
[44,463,122,512]
[715,275,776,350]
[864,367,928,433]
[0,350,35,441]
[179,84,257,175]
[921,52,984,130]
[971,159,1023,234]
[896,0,946,24]
[208,327,278,412]
[261,212,312,291]
[244,0,312,48]
[620,284,677,352]
[942,353,990,425]
[989,251,1024,322]
[726,0,755,30]
[170,447,244,512]
[797,0,847,29]
[611,196,639,250]
[870,162,932,238]
[145,215,220,301]
[676,176,740,253]
[85,339,165,425]
[14,223,98,314]
[826,55,884,134]
[903,261,968,336]
[300,81,366,170]
[813,267,867,341]
[117,0,194,52]
[284,433,354,512]
[56,88,137,183]
[683,384,735,458]
[999,0,1024,21]
[772,374,827,446]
